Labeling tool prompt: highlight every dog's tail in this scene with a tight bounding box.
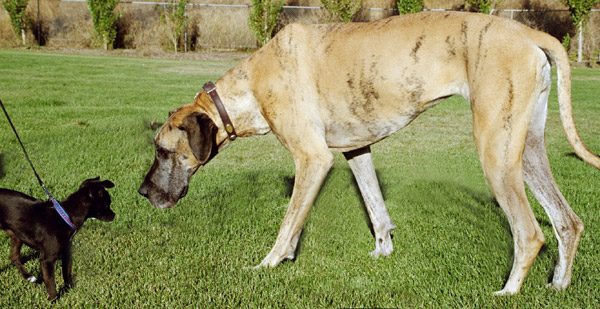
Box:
[534,32,600,170]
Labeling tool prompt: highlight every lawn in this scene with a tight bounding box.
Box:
[0,49,599,307]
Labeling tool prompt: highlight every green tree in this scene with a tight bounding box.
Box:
[397,0,423,15]
[87,0,119,50]
[1,0,29,45]
[160,0,187,54]
[465,0,499,14]
[563,0,599,63]
[321,0,362,22]
[249,0,283,47]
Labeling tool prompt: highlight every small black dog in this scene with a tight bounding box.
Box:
[0,177,115,300]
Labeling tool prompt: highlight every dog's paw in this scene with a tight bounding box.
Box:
[26,276,37,283]
[255,251,293,269]
[547,281,569,291]
[493,288,518,296]
[255,257,280,269]
[370,233,394,258]
[370,247,393,258]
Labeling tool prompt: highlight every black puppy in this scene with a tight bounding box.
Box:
[0,177,115,300]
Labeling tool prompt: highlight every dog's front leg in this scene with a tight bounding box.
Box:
[344,146,396,257]
[257,150,334,268]
[40,257,58,300]
[61,247,74,289]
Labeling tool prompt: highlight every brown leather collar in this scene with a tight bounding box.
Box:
[203,81,237,141]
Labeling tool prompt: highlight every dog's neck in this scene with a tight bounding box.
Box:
[57,191,90,229]
[197,62,271,146]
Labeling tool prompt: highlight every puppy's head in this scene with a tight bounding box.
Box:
[79,177,115,222]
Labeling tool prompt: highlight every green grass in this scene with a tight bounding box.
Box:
[0,49,599,307]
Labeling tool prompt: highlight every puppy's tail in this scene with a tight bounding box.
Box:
[534,32,600,170]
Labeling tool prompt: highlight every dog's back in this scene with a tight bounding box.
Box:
[0,189,42,229]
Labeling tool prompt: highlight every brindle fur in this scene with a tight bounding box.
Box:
[139,12,600,295]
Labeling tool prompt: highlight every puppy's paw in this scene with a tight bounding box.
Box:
[26,276,37,283]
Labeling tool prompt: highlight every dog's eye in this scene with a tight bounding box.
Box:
[157,147,171,158]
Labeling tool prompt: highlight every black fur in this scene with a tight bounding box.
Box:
[0,177,115,300]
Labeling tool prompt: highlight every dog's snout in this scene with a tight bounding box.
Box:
[138,184,149,198]
[179,185,189,199]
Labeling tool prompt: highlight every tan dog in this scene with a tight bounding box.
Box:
[139,12,600,295]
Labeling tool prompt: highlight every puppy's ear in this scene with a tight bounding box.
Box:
[179,112,218,165]
[101,180,115,189]
[81,176,101,188]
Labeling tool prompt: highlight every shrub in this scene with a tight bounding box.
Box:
[160,0,187,53]
[1,0,28,45]
[397,0,423,15]
[465,0,495,14]
[321,0,362,22]
[248,0,283,47]
[563,0,599,63]
[87,0,119,50]
[562,33,571,52]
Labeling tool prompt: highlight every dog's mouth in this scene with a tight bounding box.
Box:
[138,180,188,210]
[97,210,116,222]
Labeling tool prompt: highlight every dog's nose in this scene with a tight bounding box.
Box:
[138,185,149,198]
[179,185,189,199]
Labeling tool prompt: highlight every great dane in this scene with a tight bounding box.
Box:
[138,12,600,295]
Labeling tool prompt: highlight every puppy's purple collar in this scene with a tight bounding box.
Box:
[47,191,77,230]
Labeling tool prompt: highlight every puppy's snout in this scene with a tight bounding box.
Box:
[106,210,116,222]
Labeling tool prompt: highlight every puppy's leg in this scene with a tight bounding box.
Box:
[7,232,36,282]
[257,137,333,268]
[472,76,545,295]
[40,255,58,300]
[61,246,74,289]
[523,76,583,291]
[344,146,395,257]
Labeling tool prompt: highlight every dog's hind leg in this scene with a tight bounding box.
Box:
[522,64,584,291]
[472,74,545,295]
[344,146,395,257]
[7,231,36,282]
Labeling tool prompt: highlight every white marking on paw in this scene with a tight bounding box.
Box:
[27,276,37,283]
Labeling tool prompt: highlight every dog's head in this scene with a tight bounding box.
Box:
[80,177,116,221]
[138,105,218,209]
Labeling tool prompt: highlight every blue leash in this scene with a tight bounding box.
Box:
[0,98,77,230]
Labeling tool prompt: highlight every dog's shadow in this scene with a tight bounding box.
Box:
[0,250,75,301]
[0,153,5,179]
[284,168,547,285]
[0,250,39,274]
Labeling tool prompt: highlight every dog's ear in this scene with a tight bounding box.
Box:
[80,176,100,188]
[179,112,218,165]
[100,180,115,189]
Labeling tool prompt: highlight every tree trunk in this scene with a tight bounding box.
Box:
[103,35,109,51]
[577,21,583,63]
[21,28,26,46]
